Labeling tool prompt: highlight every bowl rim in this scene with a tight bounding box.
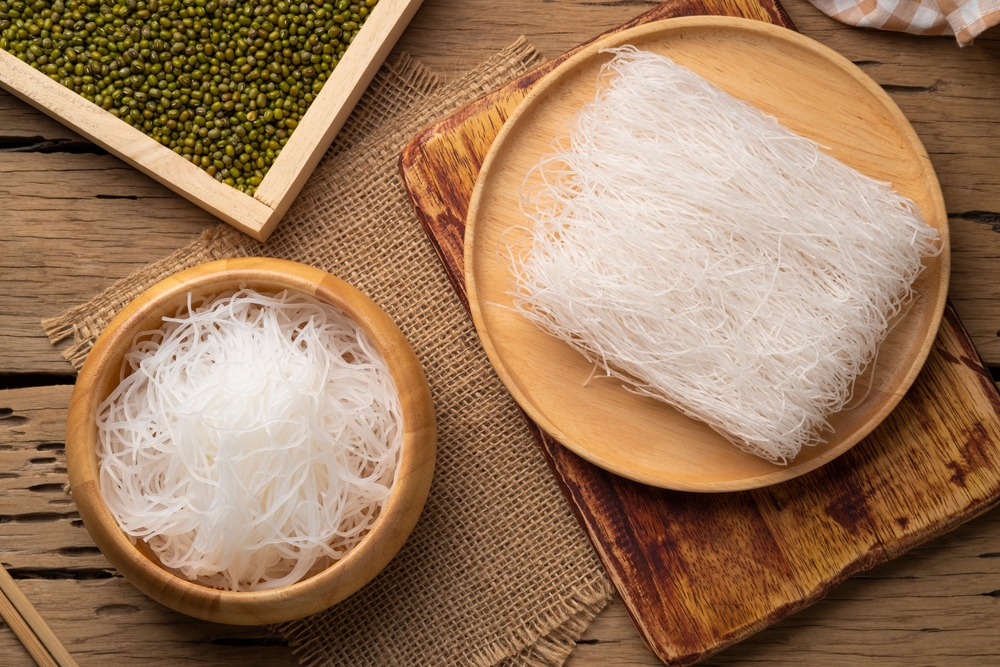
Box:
[66,257,436,625]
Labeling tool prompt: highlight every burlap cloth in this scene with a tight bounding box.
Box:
[43,41,614,667]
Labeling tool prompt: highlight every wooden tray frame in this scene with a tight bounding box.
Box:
[0,0,423,241]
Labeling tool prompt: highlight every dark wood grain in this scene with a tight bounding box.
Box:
[397,1,1000,663]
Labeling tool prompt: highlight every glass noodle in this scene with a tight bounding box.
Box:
[96,288,402,591]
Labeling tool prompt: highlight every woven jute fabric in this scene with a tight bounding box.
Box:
[43,41,615,667]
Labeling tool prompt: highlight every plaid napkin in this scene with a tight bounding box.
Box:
[808,0,1000,44]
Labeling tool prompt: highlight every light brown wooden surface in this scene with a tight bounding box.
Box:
[4,0,1000,665]
[463,16,949,492]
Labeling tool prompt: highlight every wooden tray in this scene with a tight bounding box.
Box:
[462,16,949,492]
[399,1,1000,664]
[0,0,422,241]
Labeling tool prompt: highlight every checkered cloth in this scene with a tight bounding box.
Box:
[808,0,1000,44]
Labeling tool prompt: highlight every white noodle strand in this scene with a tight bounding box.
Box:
[96,289,402,591]
[509,47,940,464]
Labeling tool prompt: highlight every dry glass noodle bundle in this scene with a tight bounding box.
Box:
[96,288,402,591]
[510,47,941,464]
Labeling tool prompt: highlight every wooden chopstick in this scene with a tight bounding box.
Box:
[0,566,79,667]
[0,587,60,667]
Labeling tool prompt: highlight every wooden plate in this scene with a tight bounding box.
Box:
[464,16,950,492]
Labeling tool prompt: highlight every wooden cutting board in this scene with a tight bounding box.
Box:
[398,1,1000,663]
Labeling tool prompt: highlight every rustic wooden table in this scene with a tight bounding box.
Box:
[3,0,1000,665]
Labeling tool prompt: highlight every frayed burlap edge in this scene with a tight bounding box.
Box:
[275,575,613,667]
[483,578,613,667]
[41,225,252,368]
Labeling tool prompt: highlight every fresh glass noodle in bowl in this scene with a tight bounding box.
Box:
[66,258,436,625]
[96,288,403,592]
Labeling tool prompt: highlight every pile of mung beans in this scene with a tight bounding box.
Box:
[0,0,376,196]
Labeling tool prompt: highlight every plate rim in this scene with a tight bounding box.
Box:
[464,15,951,492]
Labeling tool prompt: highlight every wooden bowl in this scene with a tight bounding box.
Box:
[65,257,436,625]
[464,17,950,492]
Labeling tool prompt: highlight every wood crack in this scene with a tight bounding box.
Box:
[0,136,107,155]
[881,82,939,94]
[952,211,1000,234]
[3,568,115,580]
[0,512,79,523]
[55,547,103,558]
[0,137,102,153]
[0,374,77,391]
[27,484,67,494]
[580,1,661,6]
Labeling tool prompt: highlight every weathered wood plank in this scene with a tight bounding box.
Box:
[949,218,1000,360]
[1,522,108,572]
[0,89,84,141]
[0,579,298,667]
[0,386,70,445]
[0,386,111,571]
[392,2,656,68]
[0,154,213,375]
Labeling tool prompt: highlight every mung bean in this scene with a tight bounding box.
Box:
[0,0,377,196]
